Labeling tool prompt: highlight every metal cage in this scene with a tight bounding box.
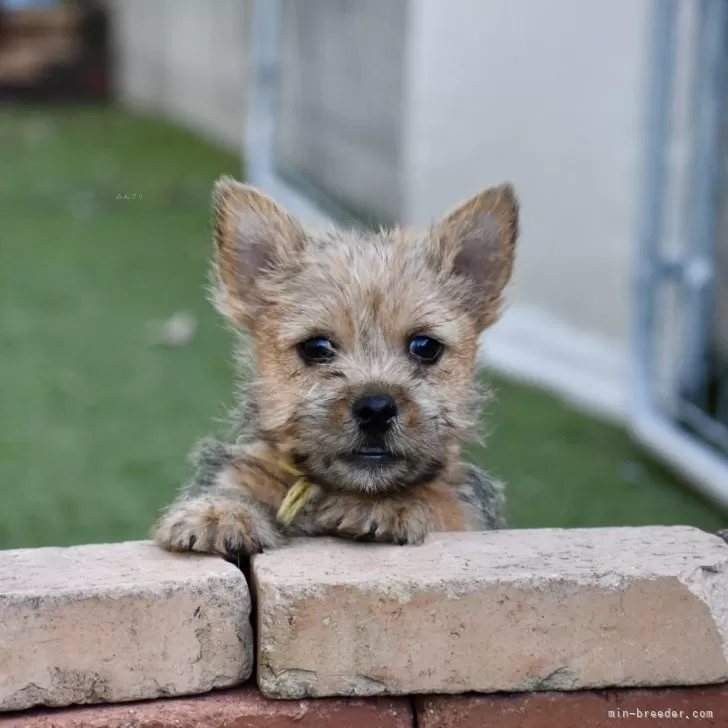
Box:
[632,0,728,508]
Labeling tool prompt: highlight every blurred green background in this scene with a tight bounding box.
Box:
[1,107,722,550]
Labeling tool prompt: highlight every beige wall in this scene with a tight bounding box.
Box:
[108,0,251,151]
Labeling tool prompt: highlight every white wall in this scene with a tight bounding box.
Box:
[404,0,650,349]
[109,0,251,151]
[398,0,704,419]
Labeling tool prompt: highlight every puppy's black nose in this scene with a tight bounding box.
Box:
[352,393,398,434]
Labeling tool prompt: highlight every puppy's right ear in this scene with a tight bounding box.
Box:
[211,176,305,326]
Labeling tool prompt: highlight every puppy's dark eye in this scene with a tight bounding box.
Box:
[297,336,336,364]
[407,335,444,364]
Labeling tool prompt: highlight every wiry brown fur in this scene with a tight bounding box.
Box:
[153,177,518,557]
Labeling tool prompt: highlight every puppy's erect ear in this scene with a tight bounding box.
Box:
[432,183,518,329]
[211,176,305,325]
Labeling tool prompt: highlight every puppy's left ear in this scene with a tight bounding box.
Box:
[432,183,518,329]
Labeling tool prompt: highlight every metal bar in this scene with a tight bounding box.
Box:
[630,0,728,509]
[678,399,728,453]
[242,0,328,225]
[657,257,692,280]
[243,0,282,184]
[678,0,728,406]
[718,369,728,425]
[633,0,678,414]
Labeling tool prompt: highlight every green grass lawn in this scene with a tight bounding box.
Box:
[0,106,723,550]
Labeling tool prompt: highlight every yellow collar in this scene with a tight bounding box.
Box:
[274,459,321,526]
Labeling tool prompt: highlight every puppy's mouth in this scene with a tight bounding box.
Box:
[341,446,403,466]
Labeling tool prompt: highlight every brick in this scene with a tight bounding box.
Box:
[415,684,728,727]
[0,542,252,712]
[0,685,414,728]
[252,527,728,698]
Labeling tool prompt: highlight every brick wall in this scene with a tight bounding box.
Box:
[1,527,727,726]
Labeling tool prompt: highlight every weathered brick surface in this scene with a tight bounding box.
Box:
[0,686,414,728]
[252,527,728,698]
[0,542,252,712]
[416,684,728,727]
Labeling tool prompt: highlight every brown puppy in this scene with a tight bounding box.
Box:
[153,177,518,557]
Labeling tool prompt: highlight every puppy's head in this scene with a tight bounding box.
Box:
[212,177,518,494]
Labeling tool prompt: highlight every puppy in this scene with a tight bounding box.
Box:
[153,177,518,557]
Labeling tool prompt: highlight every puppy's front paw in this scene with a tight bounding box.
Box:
[153,495,282,557]
[313,496,429,545]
